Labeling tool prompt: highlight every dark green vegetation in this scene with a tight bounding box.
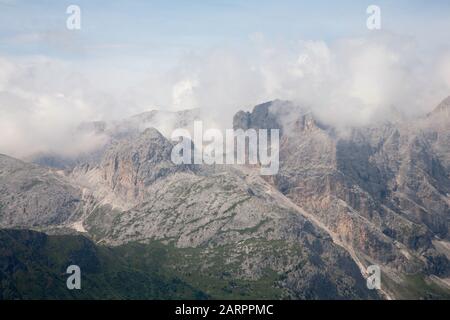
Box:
[0,229,205,299]
[1,229,448,300]
[115,239,287,300]
[0,229,288,299]
[383,273,450,300]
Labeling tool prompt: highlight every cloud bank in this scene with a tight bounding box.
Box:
[0,33,449,158]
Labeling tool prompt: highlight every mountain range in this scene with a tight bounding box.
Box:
[1,97,450,299]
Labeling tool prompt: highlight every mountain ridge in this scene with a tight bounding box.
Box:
[1,98,450,299]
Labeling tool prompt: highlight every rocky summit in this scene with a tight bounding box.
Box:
[1,99,450,299]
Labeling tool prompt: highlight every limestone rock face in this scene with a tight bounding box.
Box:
[65,128,377,299]
[0,154,83,228]
[233,99,450,291]
[99,128,182,202]
[2,98,450,299]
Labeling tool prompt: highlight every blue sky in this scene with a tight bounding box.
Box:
[1,0,449,62]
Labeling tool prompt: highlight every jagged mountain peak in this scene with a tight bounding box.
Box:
[2,99,450,299]
[101,126,174,172]
[233,100,320,134]
[139,126,167,141]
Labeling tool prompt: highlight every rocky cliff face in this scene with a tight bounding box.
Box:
[65,126,378,299]
[1,99,450,299]
[0,154,83,228]
[233,98,450,296]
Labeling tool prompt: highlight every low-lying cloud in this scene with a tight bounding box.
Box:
[0,33,449,159]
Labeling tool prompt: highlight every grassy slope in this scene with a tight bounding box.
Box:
[0,229,285,300]
[383,273,450,300]
[0,229,205,299]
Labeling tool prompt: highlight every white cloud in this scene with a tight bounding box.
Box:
[0,33,449,159]
[172,79,198,110]
[438,53,450,90]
